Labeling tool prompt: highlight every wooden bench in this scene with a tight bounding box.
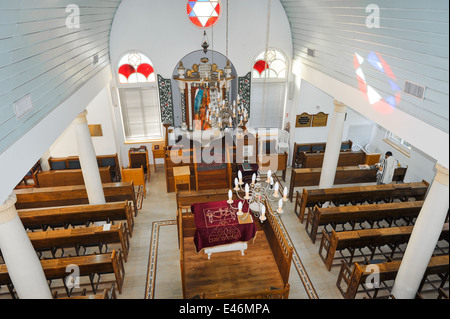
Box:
[27,222,130,262]
[18,201,134,236]
[295,181,429,223]
[288,166,408,201]
[336,255,449,299]
[14,182,137,216]
[48,154,120,182]
[121,166,146,198]
[306,201,425,243]
[54,284,117,299]
[297,150,380,168]
[34,167,112,188]
[0,250,125,298]
[292,140,353,168]
[319,224,449,271]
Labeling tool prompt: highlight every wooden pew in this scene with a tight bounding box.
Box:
[17,201,134,236]
[288,166,408,201]
[14,182,137,216]
[27,222,130,262]
[298,150,380,168]
[292,140,353,168]
[319,224,449,271]
[54,284,117,299]
[336,255,449,299]
[0,250,125,298]
[121,166,146,198]
[295,181,429,223]
[48,154,120,182]
[35,167,112,188]
[306,201,425,243]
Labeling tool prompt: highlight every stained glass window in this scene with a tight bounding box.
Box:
[187,0,221,28]
[118,52,156,84]
[252,50,287,79]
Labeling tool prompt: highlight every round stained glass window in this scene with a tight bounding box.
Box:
[187,0,221,28]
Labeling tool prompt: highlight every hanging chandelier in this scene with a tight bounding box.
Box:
[226,169,288,222]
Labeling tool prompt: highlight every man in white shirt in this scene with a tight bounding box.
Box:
[377,151,399,185]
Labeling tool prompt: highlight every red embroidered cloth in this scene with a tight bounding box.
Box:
[192,200,257,253]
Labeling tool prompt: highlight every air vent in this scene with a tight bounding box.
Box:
[14,94,33,119]
[307,48,315,58]
[403,80,426,100]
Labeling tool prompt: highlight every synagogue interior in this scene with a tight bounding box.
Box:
[0,0,448,304]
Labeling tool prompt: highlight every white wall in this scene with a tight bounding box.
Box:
[369,125,438,184]
[46,86,118,161]
[0,67,113,204]
[297,62,449,170]
[287,78,375,164]
[110,0,292,78]
[108,0,293,167]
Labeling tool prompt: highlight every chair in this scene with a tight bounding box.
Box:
[277,130,289,154]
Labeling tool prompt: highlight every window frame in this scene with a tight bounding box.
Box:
[251,48,289,82]
[115,51,163,143]
[383,130,412,157]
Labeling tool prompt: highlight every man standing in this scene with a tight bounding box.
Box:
[377,151,399,184]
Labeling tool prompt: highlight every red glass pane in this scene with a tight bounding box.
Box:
[137,63,154,78]
[189,16,202,28]
[204,16,218,28]
[253,60,269,75]
[119,64,136,79]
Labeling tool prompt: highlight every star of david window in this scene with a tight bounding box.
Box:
[118,52,156,84]
[187,0,221,28]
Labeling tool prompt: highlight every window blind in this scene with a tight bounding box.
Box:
[119,87,163,141]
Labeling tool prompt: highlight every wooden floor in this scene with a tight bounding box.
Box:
[183,230,285,299]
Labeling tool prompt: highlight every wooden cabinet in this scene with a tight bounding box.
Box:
[128,147,150,182]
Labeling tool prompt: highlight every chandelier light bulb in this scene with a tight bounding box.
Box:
[274,182,279,197]
[228,189,233,204]
[260,204,266,221]
[283,187,288,201]
[278,199,283,214]
[238,201,243,215]
[234,178,239,190]
[244,183,250,199]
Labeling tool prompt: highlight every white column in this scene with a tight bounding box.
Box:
[0,194,52,299]
[73,110,106,205]
[391,163,449,299]
[319,100,347,189]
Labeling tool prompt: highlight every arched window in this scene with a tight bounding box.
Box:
[118,51,156,84]
[252,49,287,79]
[250,49,289,129]
[116,51,162,141]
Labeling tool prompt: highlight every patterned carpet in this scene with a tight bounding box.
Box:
[144,216,319,299]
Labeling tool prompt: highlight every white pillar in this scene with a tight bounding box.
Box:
[73,110,106,205]
[319,100,347,189]
[391,164,449,299]
[0,194,52,299]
